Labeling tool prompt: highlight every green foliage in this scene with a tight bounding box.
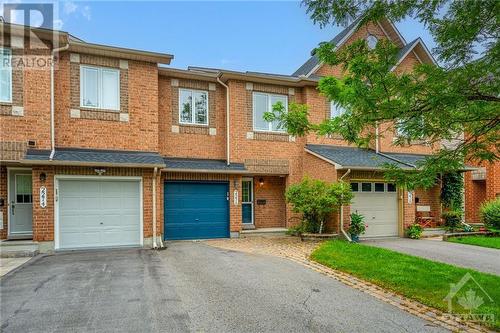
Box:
[406,223,423,239]
[285,177,353,234]
[442,210,462,231]
[268,0,500,189]
[448,236,500,249]
[441,172,464,210]
[347,212,366,236]
[480,198,500,230]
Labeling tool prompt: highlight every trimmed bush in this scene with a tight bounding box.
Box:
[480,198,500,230]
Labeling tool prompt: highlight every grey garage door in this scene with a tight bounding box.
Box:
[58,179,141,249]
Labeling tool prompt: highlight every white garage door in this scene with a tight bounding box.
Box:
[57,178,141,250]
[350,182,398,237]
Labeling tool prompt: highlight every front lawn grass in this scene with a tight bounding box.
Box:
[311,240,500,330]
[447,236,500,249]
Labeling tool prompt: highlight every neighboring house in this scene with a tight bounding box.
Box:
[0,18,445,252]
[465,161,499,223]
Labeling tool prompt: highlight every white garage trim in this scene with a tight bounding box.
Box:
[54,175,143,250]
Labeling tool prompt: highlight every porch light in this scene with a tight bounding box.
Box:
[259,178,264,187]
[39,172,47,182]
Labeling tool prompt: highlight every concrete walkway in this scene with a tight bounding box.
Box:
[0,257,32,277]
[1,243,447,333]
[364,238,500,275]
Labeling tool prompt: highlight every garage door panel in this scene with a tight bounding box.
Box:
[58,179,141,250]
[164,182,229,240]
[351,190,398,238]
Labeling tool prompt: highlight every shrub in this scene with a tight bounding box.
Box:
[480,198,500,230]
[406,223,423,239]
[286,177,353,234]
[441,172,464,210]
[348,212,366,236]
[442,210,462,231]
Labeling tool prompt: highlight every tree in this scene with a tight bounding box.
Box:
[285,177,352,234]
[266,0,499,189]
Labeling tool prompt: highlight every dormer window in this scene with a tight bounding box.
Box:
[366,35,378,50]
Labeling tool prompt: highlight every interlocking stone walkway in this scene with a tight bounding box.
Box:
[205,236,493,333]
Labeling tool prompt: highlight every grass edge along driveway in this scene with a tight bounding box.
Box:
[447,236,500,249]
[311,240,500,330]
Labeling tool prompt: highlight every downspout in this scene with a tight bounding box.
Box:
[217,74,230,166]
[375,122,379,153]
[49,43,70,160]
[339,169,352,242]
[152,167,158,249]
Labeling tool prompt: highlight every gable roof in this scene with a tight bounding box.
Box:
[391,37,438,71]
[292,16,363,77]
[292,17,434,77]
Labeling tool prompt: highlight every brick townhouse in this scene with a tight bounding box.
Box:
[0,18,453,252]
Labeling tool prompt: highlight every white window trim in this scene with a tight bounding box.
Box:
[178,88,209,126]
[252,92,288,133]
[80,65,120,111]
[0,47,12,103]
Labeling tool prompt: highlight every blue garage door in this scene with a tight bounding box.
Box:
[164,181,230,240]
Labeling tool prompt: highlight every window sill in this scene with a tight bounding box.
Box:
[179,122,209,127]
[80,107,121,113]
[252,129,288,135]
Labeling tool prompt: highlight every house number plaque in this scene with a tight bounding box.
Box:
[40,186,47,208]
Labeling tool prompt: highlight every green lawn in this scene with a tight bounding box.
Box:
[311,240,500,330]
[448,236,500,249]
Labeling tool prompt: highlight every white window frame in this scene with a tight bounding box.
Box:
[178,88,209,126]
[0,47,12,103]
[252,92,288,133]
[366,34,378,49]
[80,65,120,111]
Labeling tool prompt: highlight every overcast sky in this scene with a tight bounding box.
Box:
[3,1,437,75]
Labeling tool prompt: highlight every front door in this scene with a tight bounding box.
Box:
[8,169,33,236]
[242,178,253,225]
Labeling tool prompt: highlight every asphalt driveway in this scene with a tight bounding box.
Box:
[364,238,500,275]
[1,242,447,333]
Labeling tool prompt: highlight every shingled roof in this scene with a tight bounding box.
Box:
[305,144,429,170]
[23,148,166,168]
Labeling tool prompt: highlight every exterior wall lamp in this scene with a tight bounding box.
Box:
[259,177,264,187]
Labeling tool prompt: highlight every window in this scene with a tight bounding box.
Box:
[387,183,397,192]
[0,48,12,103]
[253,92,287,132]
[350,183,359,192]
[179,88,208,125]
[366,35,378,49]
[16,175,32,204]
[374,183,385,192]
[242,180,252,203]
[80,65,120,110]
[330,101,346,119]
[361,183,372,192]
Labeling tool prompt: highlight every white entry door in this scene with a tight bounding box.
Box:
[8,169,33,236]
[57,178,142,250]
[350,182,399,237]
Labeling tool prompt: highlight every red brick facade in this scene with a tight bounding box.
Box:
[465,161,500,223]
[0,20,448,250]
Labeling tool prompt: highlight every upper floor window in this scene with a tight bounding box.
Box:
[253,92,287,132]
[179,88,208,125]
[330,101,346,118]
[80,65,120,110]
[366,35,378,49]
[0,48,12,103]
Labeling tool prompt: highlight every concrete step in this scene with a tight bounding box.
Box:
[422,228,446,238]
[0,240,39,258]
[241,227,288,237]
